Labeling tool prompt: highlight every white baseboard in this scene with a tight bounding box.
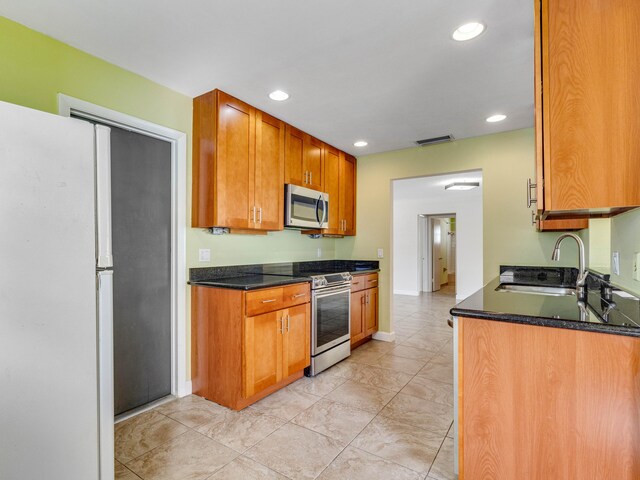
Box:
[372,331,396,342]
[455,295,466,301]
[178,380,192,397]
[394,290,420,296]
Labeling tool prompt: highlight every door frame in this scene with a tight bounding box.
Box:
[418,213,456,294]
[58,94,190,398]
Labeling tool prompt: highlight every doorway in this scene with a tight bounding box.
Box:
[419,215,456,294]
[58,95,189,413]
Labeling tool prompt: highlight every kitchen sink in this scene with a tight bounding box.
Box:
[496,284,576,297]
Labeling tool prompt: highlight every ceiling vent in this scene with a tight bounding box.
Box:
[415,134,454,146]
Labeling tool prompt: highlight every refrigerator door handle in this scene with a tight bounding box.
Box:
[97,270,114,480]
[95,125,113,269]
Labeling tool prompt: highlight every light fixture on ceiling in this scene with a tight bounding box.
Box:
[452,22,485,41]
[486,114,507,123]
[445,182,480,191]
[353,140,368,147]
[268,90,289,101]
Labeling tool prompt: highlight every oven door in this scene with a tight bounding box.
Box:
[285,184,328,229]
[312,284,351,355]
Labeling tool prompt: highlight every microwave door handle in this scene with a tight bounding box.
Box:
[322,195,328,225]
[315,195,322,225]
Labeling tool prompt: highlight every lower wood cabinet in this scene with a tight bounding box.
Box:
[458,316,640,479]
[191,282,310,410]
[350,273,379,347]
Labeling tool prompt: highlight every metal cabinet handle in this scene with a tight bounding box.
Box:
[287,314,291,332]
[291,293,306,299]
[310,171,313,184]
[527,178,537,208]
[250,206,256,223]
[367,279,377,283]
[279,316,284,333]
[531,210,537,226]
[304,171,308,184]
[258,207,262,224]
[261,299,276,303]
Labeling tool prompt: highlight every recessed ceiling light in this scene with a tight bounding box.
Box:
[354,140,368,147]
[268,90,289,101]
[486,114,507,123]
[452,22,485,41]
[445,182,480,191]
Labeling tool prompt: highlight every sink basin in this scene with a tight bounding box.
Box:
[496,284,576,297]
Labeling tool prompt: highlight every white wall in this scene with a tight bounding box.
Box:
[393,183,483,300]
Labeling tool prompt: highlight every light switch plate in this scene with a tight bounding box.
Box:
[612,251,620,276]
[633,252,640,281]
[198,248,211,262]
[377,248,384,259]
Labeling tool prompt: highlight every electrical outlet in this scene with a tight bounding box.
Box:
[317,247,322,258]
[612,251,620,276]
[198,248,211,262]
[634,252,640,281]
[377,248,384,259]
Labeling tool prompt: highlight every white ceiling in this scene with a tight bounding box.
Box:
[0,0,534,155]
[393,171,483,202]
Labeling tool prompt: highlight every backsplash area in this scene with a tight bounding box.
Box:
[611,208,640,295]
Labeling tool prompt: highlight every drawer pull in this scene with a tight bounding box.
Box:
[367,279,377,283]
[291,293,306,299]
[261,299,276,303]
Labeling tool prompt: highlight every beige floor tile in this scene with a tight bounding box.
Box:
[155,394,227,428]
[249,385,320,421]
[324,359,363,379]
[317,446,422,480]
[208,456,288,480]
[196,408,285,452]
[126,430,238,480]
[380,393,452,437]
[351,415,443,473]
[389,345,436,362]
[325,380,397,413]
[349,364,414,392]
[289,372,347,397]
[428,437,455,480]
[348,348,387,365]
[416,362,454,384]
[245,423,343,480]
[400,376,454,406]
[115,410,188,464]
[357,339,398,353]
[375,354,427,374]
[399,336,445,352]
[446,422,454,439]
[115,460,141,480]
[292,398,376,445]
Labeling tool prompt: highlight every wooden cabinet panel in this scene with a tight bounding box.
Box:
[535,0,640,216]
[285,125,305,186]
[350,290,365,345]
[340,153,356,235]
[244,310,283,398]
[245,287,284,317]
[350,275,364,293]
[537,218,588,232]
[254,111,284,231]
[364,287,378,335]
[282,283,310,309]
[304,134,323,190]
[324,145,340,231]
[283,303,310,377]
[459,317,640,479]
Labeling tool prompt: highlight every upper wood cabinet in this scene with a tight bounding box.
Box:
[339,153,357,235]
[285,125,324,191]
[192,90,284,231]
[534,0,640,219]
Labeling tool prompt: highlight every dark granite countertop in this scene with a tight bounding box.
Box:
[189,259,379,291]
[450,266,640,338]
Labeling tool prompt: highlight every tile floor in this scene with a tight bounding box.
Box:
[115,287,457,480]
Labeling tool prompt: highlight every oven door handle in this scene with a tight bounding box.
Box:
[312,284,352,298]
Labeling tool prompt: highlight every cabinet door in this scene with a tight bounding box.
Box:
[304,134,324,191]
[340,153,356,235]
[323,145,341,232]
[364,287,378,335]
[255,111,285,230]
[215,91,255,229]
[244,310,283,397]
[350,291,365,345]
[285,125,305,186]
[542,0,640,211]
[282,303,310,377]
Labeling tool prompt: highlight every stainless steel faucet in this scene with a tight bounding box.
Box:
[551,233,588,297]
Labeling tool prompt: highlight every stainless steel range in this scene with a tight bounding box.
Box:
[306,272,352,376]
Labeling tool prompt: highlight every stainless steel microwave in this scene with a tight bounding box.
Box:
[285,184,329,229]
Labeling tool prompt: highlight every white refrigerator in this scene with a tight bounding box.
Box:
[0,100,114,480]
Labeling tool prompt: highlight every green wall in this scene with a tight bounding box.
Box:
[336,129,587,334]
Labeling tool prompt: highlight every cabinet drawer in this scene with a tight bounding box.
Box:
[245,287,284,316]
[351,273,378,292]
[282,283,310,309]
